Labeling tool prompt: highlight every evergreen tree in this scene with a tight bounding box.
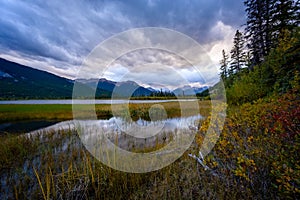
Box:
[272,0,300,40]
[245,51,253,70]
[219,49,229,79]
[244,0,299,65]
[244,0,276,64]
[230,30,246,74]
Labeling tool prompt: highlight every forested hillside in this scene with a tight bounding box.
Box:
[196,0,299,198]
[218,0,299,104]
[0,58,74,99]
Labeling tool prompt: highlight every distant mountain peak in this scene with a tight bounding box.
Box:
[115,80,138,86]
[98,78,116,84]
[172,85,208,96]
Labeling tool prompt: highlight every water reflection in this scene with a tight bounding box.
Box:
[74,115,202,172]
[28,115,202,152]
[0,120,60,134]
[0,99,197,105]
[31,115,199,138]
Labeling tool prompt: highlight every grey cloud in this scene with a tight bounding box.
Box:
[0,0,245,84]
[113,0,245,43]
[113,49,189,69]
[0,0,133,71]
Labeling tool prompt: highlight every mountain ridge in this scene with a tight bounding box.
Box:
[0,58,208,99]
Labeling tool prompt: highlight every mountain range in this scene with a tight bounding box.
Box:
[0,58,207,99]
[173,85,208,96]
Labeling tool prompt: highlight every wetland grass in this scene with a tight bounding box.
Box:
[0,128,203,199]
[0,100,212,123]
[0,100,219,199]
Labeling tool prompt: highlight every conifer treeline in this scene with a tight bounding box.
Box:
[220,0,299,78]
[220,0,300,85]
[219,0,299,104]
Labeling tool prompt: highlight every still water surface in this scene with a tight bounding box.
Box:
[0,99,197,104]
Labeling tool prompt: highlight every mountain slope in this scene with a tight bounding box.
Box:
[114,80,152,97]
[0,58,207,99]
[0,58,74,99]
[76,79,153,97]
[0,58,152,99]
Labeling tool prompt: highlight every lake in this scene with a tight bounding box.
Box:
[0,99,197,104]
[1,114,201,135]
[27,115,202,150]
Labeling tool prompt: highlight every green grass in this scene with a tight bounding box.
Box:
[0,104,72,122]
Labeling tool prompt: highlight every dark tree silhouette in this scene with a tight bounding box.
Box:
[219,49,229,79]
[230,30,246,74]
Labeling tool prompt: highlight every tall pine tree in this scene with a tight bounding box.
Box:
[244,0,299,65]
[244,0,276,64]
[272,0,300,40]
[230,30,246,74]
[219,49,229,79]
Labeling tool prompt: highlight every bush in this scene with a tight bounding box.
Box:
[196,90,300,199]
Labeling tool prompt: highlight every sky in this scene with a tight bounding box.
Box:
[0,0,246,89]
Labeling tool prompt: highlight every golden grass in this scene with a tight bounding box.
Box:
[0,100,212,122]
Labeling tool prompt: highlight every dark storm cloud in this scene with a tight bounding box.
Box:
[0,0,245,81]
[113,0,245,43]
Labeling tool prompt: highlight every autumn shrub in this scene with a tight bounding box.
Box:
[196,90,300,199]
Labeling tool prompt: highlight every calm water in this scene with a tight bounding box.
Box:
[0,120,60,134]
[27,115,202,154]
[29,115,202,135]
[0,99,197,104]
[1,115,202,136]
